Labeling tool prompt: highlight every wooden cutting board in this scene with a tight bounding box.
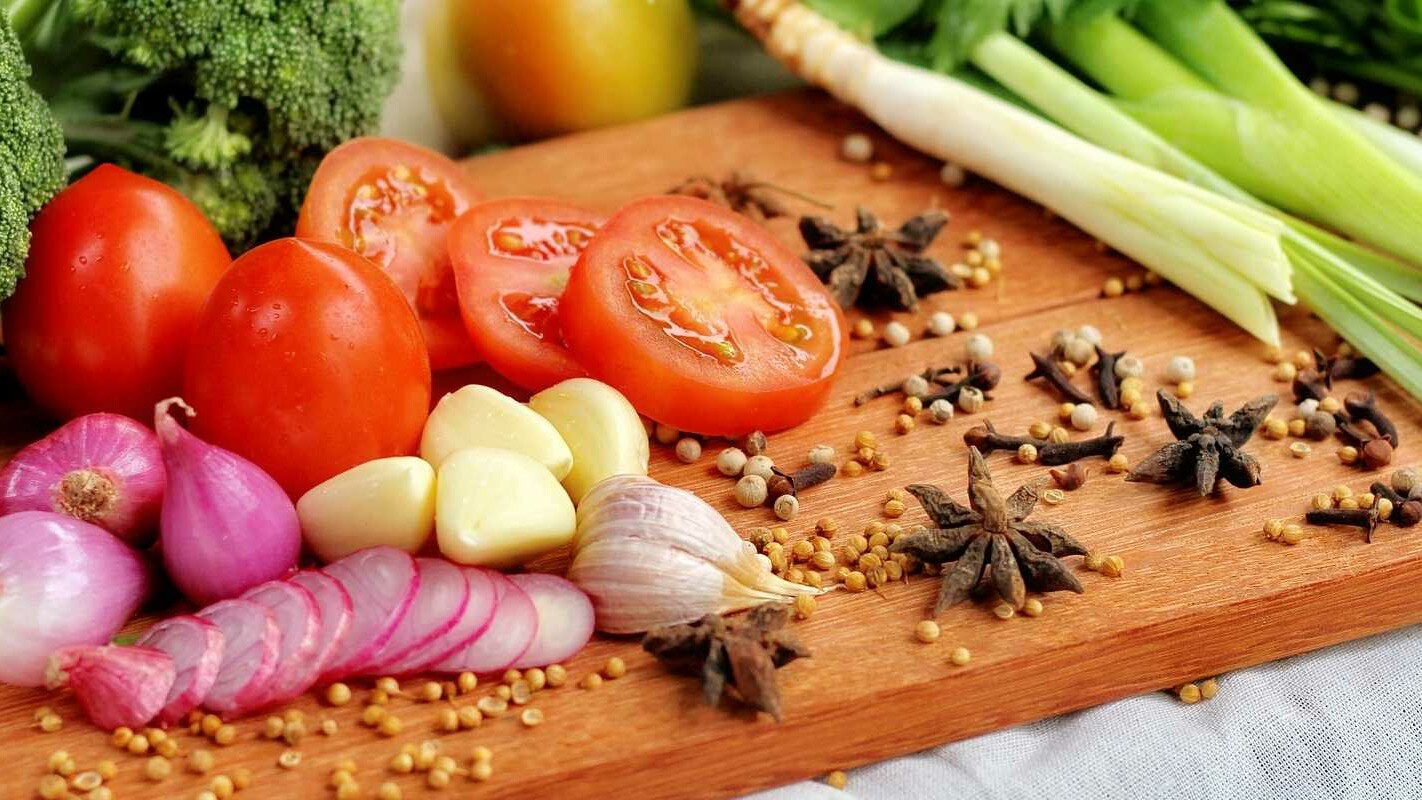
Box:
[3,90,1420,800]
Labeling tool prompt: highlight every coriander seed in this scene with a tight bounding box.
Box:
[1101,555,1125,578]
[128,733,151,755]
[580,673,603,690]
[520,709,544,728]
[1262,418,1288,439]
[1175,380,1194,398]
[826,770,849,790]
[471,761,494,782]
[992,603,1015,620]
[1274,362,1297,382]
[1016,443,1039,464]
[1199,678,1220,700]
[1028,420,1053,439]
[1290,442,1312,458]
[277,750,301,769]
[546,663,568,688]
[852,318,874,339]
[895,413,916,434]
[1288,418,1306,437]
[1023,598,1044,617]
[794,594,816,620]
[428,769,452,790]
[1107,453,1129,473]
[1263,519,1286,540]
[842,460,864,477]
[1338,446,1359,465]
[845,571,868,592]
[1042,488,1066,505]
[1177,683,1202,704]
[1102,276,1124,297]
[604,656,628,679]
[884,498,906,518]
[950,647,972,666]
[914,620,941,643]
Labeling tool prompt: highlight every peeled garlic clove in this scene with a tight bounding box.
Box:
[421,385,573,479]
[436,447,576,568]
[528,379,648,504]
[296,457,436,562]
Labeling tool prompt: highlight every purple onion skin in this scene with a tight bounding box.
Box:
[0,413,166,546]
[157,400,301,606]
[0,511,151,686]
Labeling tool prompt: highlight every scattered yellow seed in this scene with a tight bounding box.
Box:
[902,396,923,415]
[1263,345,1283,364]
[894,413,915,434]
[1042,488,1066,505]
[1377,497,1395,520]
[794,593,817,620]
[1339,497,1360,511]
[992,603,1015,620]
[428,769,452,790]
[146,728,169,745]
[1274,362,1298,382]
[321,717,338,736]
[1101,555,1126,578]
[457,672,478,694]
[157,738,180,758]
[277,750,301,769]
[1057,402,1076,421]
[379,715,405,737]
[520,708,545,728]
[1319,396,1342,414]
[325,682,352,706]
[438,708,459,733]
[1028,420,1053,439]
[1287,418,1307,437]
[1102,276,1125,297]
[1178,683,1202,704]
[959,311,979,330]
[1084,552,1105,571]
[1118,387,1142,409]
[420,681,443,702]
[772,526,791,544]
[1175,380,1195,399]
[1049,427,1071,444]
[1200,678,1220,700]
[197,792,220,800]
[811,550,837,570]
[1281,524,1304,545]
[97,760,118,780]
[852,318,874,339]
[211,774,235,798]
[200,715,223,737]
[845,571,868,592]
[1107,453,1129,473]
[1023,598,1044,617]
[376,676,401,695]
[336,782,362,800]
[509,679,533,706]
[128,734,151,755]
[826,770,849,790]
[1127,401,1151,420]
[1262,418,1288,440]
[883,498,906,518]
[471,745,493,763]
[1357,492,1376,509]
[855,430,877,450]
[545,663,569,688]
[869,161,893,181]
[37,775,67,800]
[1263,518,1286,540]
[362,704,387,726]
[580,673,604,690]
[145,756,171,781]
[915,620,941,643]
[471,760,494,782]
[950,647,972,666]
[262,715,285,739]
[111,727,134,748]
[187,749,215,775]
[37,713,62,733]
[501,669,522,686]
[1017,443,1039,464]
[1289,442,1312,458]
[71,771,103,792]
[215,724,238,747]
[389,753,415,775]
[379,782,403,800]
[842,460,864,477]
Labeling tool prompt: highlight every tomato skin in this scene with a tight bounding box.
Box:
[296,137,481,371]
[448,198,603,392]
[1,165,231,421]
[183,239,431,498]
[560,196,847,436]
[453,0,698,138]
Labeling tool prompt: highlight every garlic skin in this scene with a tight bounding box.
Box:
[528,378,648,504]
[569,475,817,634]
[296,457,436,562]
[421,385,573,478]
[436,447,576,568]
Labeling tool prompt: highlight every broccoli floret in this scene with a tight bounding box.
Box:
[0,18,66,300]
[12,0,401,250]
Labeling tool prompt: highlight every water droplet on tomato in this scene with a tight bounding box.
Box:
[77,256,87,264]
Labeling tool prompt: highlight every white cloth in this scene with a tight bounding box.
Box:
[753,625,1422,799]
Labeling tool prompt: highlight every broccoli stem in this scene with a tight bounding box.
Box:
[4,0,52,40]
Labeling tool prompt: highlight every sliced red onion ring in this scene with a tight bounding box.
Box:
[508,573,594,669]
[286,570,352,681]
[196,599,280,716]
[365,558,469,675]
[430,572,537,675]
[45,644,175,730]
[241,580,322,706]
[136,615,225,727]
[319,547,419,680]
[385,567,498,675]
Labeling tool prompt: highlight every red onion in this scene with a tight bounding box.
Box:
[240,580,321,706]
[155,398,301,604]
[287,570,353,680]
[431,572,537,675]
[0,413,165,545]
[0,511,150,686]
[385,567,498,675]
[136,615,226,727]
[508,573,594,669]
[319,547,419,681]
[365,558,468,675]
[195,598,280,716]
[45,645,175,730]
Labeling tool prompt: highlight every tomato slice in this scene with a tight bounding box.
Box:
[448,198,604,392]
[296,137,481,370]
[560,196,847,435]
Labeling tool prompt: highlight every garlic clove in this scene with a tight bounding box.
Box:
[435,447,576,568]
[528,379,649,504]
[296,457,436,563]
[421,385,574,479]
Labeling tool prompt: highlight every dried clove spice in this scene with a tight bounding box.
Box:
[800,207,958,311]
[668,172,826,222]
[641,603,810,721]
[890,448,1088,617]
[1049,463,1089,491]
[1369,483,1422,527]
[1091,346,1126,410]
[964,420,1123,466]
[1329,353,1379,381]
[1025,352,1092,405]
[1292,348,1333,403]
[1333,408,1395,470]
[854,365,961,406]
[1127,390,1276,496]
[1305,506,1385,542]
[922,362,1001,406]
[1343,390,1398,447]
[765,463,836,504]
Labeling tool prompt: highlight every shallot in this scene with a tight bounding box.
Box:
[366,558,469,675]
[386,567,498,675]
[319,547,419,680]
[0,511,150,686]
[508,573,594,669]
[135,616,225,727]
[195,599,280,716]
[287,570,353,679]
[0,413,165,545]
[431,572,537,675]
[156,398,301,604]
[46,645,175,730]
[240,581,322,706]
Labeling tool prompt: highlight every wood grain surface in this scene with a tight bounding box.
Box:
[2,90,1420,800]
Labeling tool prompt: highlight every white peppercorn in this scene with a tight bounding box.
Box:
[674,438,702,464]
[773,494,799,521]
[927,311,955,336]
[965,333,993,362]
[1113,356,1145,380]
[1164,355,1195,384]
[929,399,954,424]
[957,386,986,414]
[841,133,874,163]
[902,374,930,398]
[1076,324,1103,347]
[716,447,747,477]
[743,454,775,481]
[735,475,768,508]
[1297,398,1319,418]
[1063,337,1094,366]
[883,321,911,348]
[1069,403,1099,431]
[939,161,966,187]
[808,444,836,465]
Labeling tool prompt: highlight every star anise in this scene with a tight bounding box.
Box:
[668,172,805,222]
[799,206,959,311]
[641,603,810,722]
[1126,390,1277,496]
[890,448,1088,617]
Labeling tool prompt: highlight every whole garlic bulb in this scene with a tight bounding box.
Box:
[568,475,818,634]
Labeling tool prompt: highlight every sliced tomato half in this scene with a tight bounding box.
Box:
[559,195,847,435]
[296,137,481,370]
[447,197,604,392]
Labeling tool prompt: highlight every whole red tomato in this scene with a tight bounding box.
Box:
[2,165,231,421]
[183,238,431,497]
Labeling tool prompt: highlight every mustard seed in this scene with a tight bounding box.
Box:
[1101,555,1126,577]
[794,594,817,620]
[428,769,452,789]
